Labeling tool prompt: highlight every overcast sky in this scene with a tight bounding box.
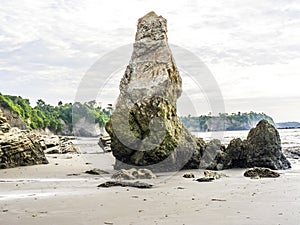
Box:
[0,0,299,122]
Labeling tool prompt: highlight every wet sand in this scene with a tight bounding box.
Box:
[1,153,300,225]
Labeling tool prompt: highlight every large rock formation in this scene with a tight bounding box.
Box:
[106,12,204,171]
[208,120,291,170]
[0,109,48,169]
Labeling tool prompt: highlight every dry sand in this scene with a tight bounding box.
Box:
[1,153,300,225]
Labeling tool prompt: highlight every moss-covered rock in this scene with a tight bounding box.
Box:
[244,167,280,178]
[207,120,291,170]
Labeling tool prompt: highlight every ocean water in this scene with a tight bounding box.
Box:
[278,128,300,151]
[74,128,300,154]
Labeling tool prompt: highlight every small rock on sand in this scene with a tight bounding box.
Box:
[111,168,156,180]
[98,181,153,189]
[195,170,228,182]
[244,167,280,178]
[85,168,109,175]
[204,170,228,179]
[183,173,195,178]
[196,177,215,182]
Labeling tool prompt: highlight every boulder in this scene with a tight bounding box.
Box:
[105,12,202,172]
[244,167,280,178]
[183,172,195,178]
[208,120,291,170]
[245,120,290,169]
[112,169,136,180]
[111,168,156,180]
[59,137,78,154]
[203,170,228,179]
[0,110,48,169]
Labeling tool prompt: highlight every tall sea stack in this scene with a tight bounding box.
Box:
[105,12,205,172]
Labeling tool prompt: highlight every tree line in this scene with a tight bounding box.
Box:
[180,112,275,131]
[0,93,276,133]
[0,93,111,133]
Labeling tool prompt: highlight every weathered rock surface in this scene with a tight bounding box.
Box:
[111,168,156,180]
[244,167,280,178]
[40,135,78,154]
[98,134,111,152]
[0,107,27,130]
[0,114,10,134]
[0,109,48,169]
[208,120,291,170]
[105,12,203,172]
[200,139,224,169]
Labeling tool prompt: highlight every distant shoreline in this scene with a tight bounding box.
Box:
[277,127,300,130]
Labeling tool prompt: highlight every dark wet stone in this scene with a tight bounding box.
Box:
[98,181,153,189]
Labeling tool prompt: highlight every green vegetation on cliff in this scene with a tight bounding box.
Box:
[180,112,275,131]
[0,93,110,133]
[0,93,276,133]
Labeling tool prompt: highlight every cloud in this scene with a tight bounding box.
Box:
[0,0,299,121]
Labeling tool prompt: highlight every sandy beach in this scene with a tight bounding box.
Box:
[1,1,299,224]
[1,151,300,225]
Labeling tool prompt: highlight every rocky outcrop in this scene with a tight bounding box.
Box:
[244,167,280,178]
[40,135,78,154]
[208,120,291,170]
[0,109,48,169]
[105,12,203,172]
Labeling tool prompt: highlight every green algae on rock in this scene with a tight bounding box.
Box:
[207,120,291,170]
